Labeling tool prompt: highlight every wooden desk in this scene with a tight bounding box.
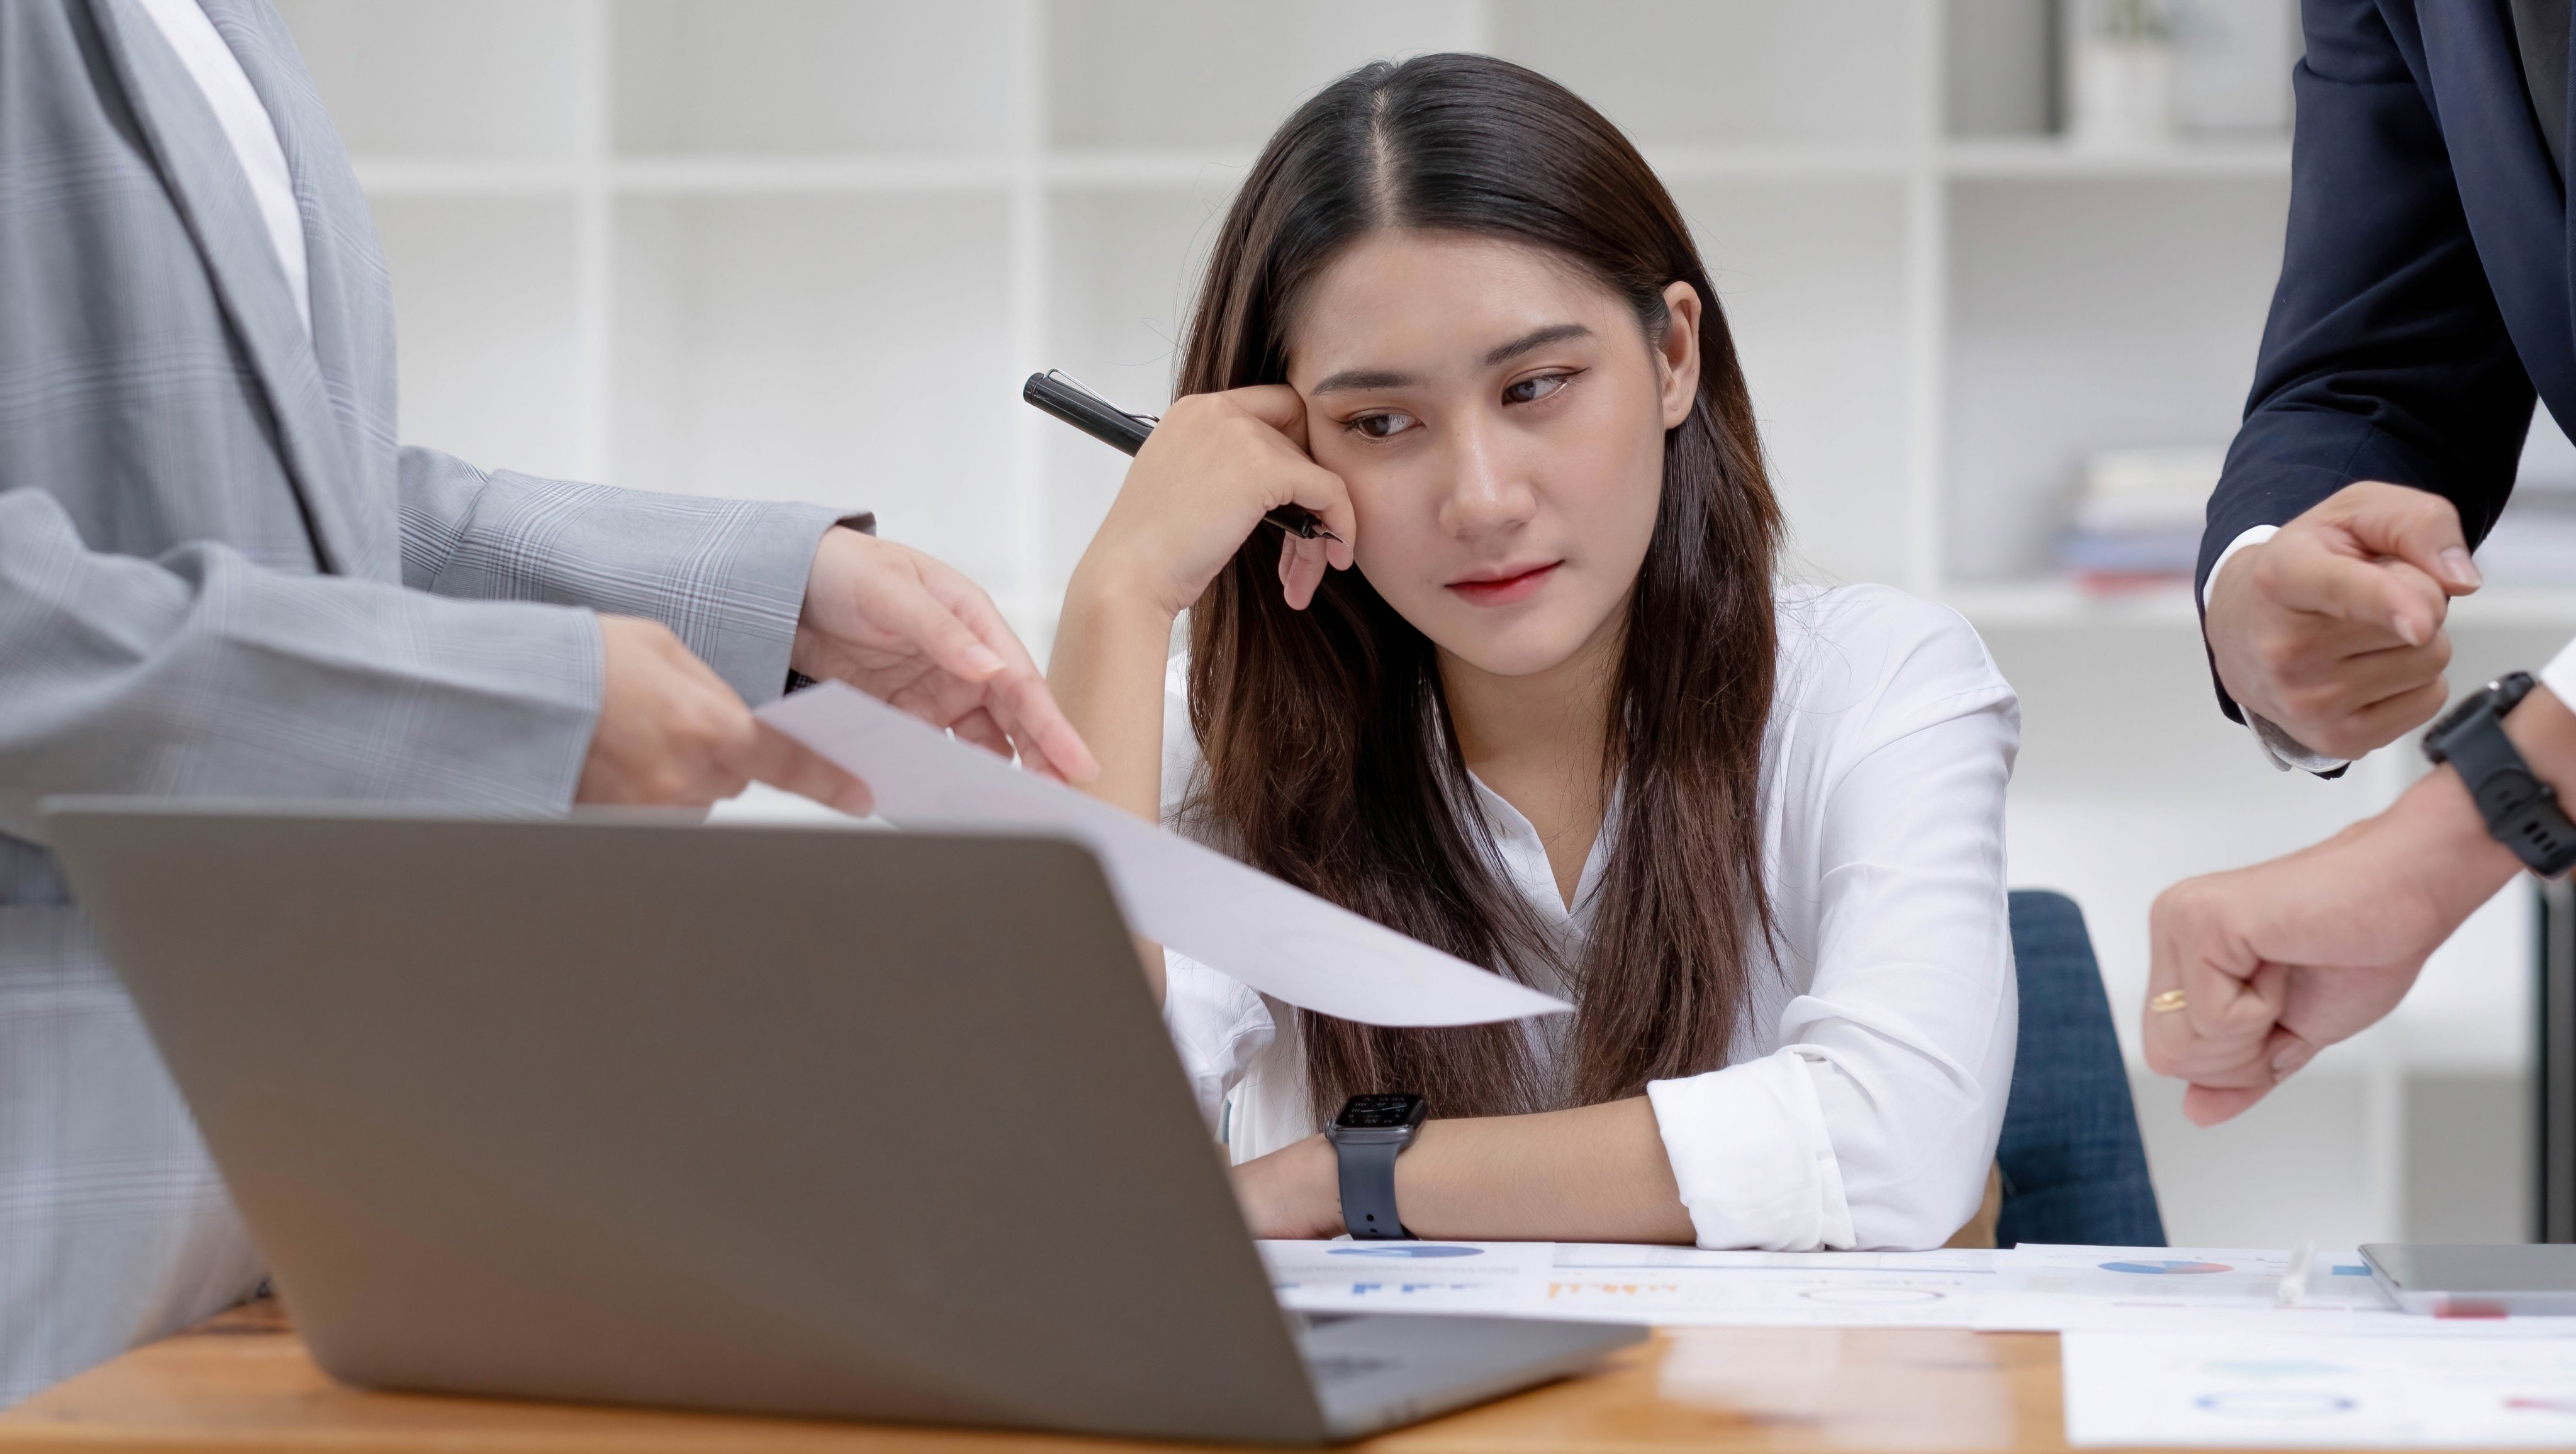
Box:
[0,1301,2076,1453]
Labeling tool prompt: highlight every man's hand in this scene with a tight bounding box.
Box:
[2148,684,2576,1125]
[792,528,1098,783]
[2143,819,2456,1126]
[2205,481,2482,759]
[578,615,874,812]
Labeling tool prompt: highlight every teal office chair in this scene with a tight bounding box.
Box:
[1996,890,2166,1247]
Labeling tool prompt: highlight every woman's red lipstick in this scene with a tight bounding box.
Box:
[1446,561,1561,607]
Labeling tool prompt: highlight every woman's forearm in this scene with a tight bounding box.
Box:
[1046,572,1174,825]
[1403,1099,1696,1241]
[1238,1097,1697,1244]
[1048,569,1182,1002]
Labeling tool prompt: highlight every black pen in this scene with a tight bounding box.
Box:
[1021,371,1341,542]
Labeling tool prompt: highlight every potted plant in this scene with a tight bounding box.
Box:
[2067,0,2176,148]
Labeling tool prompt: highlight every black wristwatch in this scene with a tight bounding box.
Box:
[2423,672,2576,877]
[1324,1093,1427,1239]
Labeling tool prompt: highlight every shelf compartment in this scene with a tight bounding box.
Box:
[1041,187,1235,591]
[1046,0,1480,150]
[1944,175,2290,584]
[612,0,1023,157]
[1493,0,1915,149]
[610,194,1020,587]
[373,196,584,481]
[274,0,583,159]
[1674,178,1912,590]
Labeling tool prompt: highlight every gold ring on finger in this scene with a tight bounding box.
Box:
[2149,989,2188,1014]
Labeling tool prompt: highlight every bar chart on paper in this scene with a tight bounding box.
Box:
[1260,1242,1550,1315]
[1541,1246,1997,1326]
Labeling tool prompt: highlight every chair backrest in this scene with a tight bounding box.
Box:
[1997,890,2166,1248]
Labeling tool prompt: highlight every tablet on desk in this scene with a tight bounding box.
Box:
[2360,1243,2576,1316]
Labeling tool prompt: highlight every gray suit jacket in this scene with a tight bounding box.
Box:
[0,0,846,1402]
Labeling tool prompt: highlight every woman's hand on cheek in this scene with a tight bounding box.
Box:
[1228,1133,1346,1240]
[1073,385,1358,620]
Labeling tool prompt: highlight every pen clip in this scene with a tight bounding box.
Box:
[1043,370,1158,430]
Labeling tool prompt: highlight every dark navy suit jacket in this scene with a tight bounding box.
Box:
[2200,0,2569,722]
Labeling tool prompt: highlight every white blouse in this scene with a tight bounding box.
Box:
[1158,583,2020,1251]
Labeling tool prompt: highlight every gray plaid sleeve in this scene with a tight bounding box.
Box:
[0,488,601,846]
[398,447,847,707]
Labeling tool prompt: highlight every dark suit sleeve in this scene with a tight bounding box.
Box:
[2198,0,2538,723]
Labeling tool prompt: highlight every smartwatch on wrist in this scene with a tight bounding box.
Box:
[2422,671,2576,878]
[1324,1093,1427,1240]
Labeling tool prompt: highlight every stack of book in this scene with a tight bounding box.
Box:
[2052,446,2224,593]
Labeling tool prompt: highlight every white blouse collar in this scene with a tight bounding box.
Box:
[1455,768,1623,931]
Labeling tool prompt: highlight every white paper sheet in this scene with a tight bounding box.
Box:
[1259,1241,2015,1327]
[1255,1241,2576,1334]
[1975,1246,2576,1338]
[1973,1244,2336,1331]
[756,681,1570,1028]
[2064,1331,2576,1446]
[1263,1241,1556,1316]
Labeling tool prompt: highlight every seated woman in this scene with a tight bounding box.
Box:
[1047,53,2017,1251]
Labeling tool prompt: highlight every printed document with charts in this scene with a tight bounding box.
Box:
[2063,1332,2576,1446]
[1262,1242,1998,1327]
[1258,1241,2576,1334]
[754,681,1567,1029]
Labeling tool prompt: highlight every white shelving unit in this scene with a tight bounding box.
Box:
[279,0,2540,1246]
[294,0,2306,630]
[289,1,2561,624]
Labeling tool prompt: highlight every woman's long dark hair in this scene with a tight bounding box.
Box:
[1177,53,1782,1124]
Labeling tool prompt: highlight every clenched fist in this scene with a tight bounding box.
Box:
[2204,482,2482,761]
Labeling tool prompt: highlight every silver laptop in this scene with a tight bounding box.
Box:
[44,801,1640,1444]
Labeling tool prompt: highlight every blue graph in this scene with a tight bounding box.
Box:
[1329,1244,1484,1259]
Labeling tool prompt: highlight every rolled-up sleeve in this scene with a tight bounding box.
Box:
[1162,948,1274,1137]
[1647,1047,1854,1250]
[1648,596,2019,1251]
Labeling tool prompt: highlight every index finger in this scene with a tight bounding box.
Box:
[2266,536,2446,649]
[2319,481,2478,595]
[926,573,1100,783]
[1225,384,1311,454]
[986,669,1099,784]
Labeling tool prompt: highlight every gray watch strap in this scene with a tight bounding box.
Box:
[2426,674,2576,877]
[1333,1136,1410,1239]
[2438,709,2576,876]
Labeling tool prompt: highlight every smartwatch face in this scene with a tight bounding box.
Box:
[1336,1093,1427,1130]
